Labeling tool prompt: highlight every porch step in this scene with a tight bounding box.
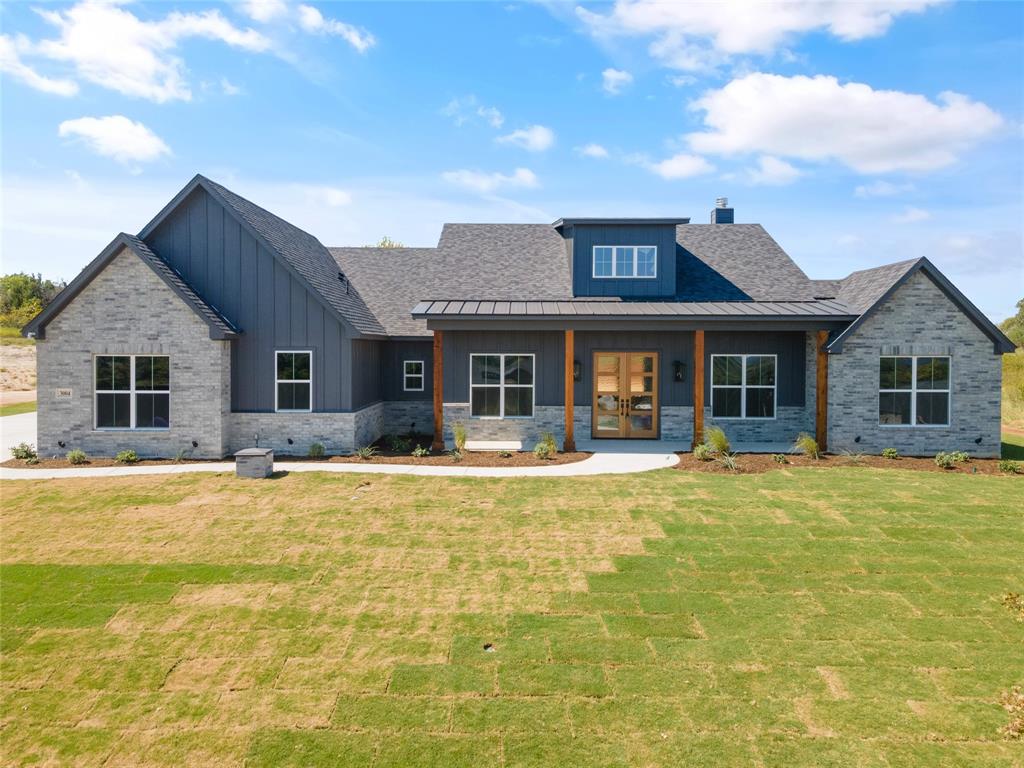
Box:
[465,440,523,452]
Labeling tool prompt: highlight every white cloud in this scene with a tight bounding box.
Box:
[239,0,289,23]
[441,96,504,128]
[58,116,171,168]
[646,152,714,180]
[297,5,375,52]
[602,68,633,95]
[746,155,801,186]
[854,180,914,198]
[891,206,930,223]
[578,1,942,71]
[0,34,79,96]
[20,1,271,103]
[441,167,538,193]
[220,77,242,96]
[576,143,609,158]
[687,73,1003,173]
[666,74,696,88]
[496,124,555,152]
[300,185,352,207]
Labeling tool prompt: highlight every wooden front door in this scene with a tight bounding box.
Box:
[592,352,658,439]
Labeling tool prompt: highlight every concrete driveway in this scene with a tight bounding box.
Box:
[1,412,37,458]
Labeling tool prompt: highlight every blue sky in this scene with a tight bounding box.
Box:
[1,0,1021,320]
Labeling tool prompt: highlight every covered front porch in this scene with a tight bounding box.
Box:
[413,302,855,456]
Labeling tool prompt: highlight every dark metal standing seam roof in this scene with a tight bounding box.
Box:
[411,298,856,319]
[198,177,385,336]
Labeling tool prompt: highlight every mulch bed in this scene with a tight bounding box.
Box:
[278,450,592,468]
[1,457,227,469]
[674,451,1020,476]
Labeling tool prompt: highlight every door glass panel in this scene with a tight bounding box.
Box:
[596,394,619,412]
[596,415,619,431]
[596,355,619,374]
[630,414,653,432]
[631,355,654,373]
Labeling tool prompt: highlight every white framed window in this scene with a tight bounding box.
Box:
[470,353,534,418]
[403,360,424,392]
[275,351,312,412]
[592,246,657,279]
[95,355,169,430]
[879,355,950,426]
[710,354,776,419]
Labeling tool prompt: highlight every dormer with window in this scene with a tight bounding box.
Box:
[553,218,688,298]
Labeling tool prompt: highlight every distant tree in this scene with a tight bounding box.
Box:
[0,272,65,328]
[369,235,404,249]
[1001,298,1024,349]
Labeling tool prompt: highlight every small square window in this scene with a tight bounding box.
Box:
[276,351,312,412]
[403,360,424,392]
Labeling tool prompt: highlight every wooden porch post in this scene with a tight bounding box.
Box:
[431,330,445,452]
[815,330,829,452]
[563,329,575,452]
[692,330,705,448]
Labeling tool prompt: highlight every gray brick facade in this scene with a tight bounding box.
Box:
[228,402,385,456]
[828,270,1003,457]
[35,247,231,460]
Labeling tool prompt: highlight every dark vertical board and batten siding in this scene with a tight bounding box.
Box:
[442,331,564,405]
[143,186,352,412]
[571,224,678,298]
[574,331,695,407]
[704,331,806,407]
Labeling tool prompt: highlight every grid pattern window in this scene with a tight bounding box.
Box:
[879,356,950,426]
[592,246,657,278]
[95,355,169,430]
[276,351,312,412]
[403,360,424,392]
[470,354,534,418]
[711,354,776,419]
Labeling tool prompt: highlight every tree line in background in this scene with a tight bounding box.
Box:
[1001,299,1024,350]
[0,273,66,328]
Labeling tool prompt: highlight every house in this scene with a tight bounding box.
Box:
[24,175,1013,459]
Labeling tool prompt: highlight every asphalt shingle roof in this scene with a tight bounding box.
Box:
[200,176,385,336]
[834,258,921,314]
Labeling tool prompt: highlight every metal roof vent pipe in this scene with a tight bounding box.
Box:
[711,197,734,224]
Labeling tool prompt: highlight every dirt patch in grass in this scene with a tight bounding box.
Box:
[0,341,36,391]
[674,451,1020,475]
[278,450,592,468]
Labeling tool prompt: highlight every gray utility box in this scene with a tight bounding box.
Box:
[235,447,274,478]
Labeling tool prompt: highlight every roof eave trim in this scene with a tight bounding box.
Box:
[826,258,1015,354]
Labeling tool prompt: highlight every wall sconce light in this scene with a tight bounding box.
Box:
[573,360,582,382]
[191,440,199,449]
[672,360,686,382]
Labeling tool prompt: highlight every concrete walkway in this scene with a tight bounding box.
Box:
[0,412,36,458]
[0,437,680,480]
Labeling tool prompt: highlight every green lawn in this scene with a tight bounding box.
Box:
[1004,432,1024,461]
[1,469,1021,767]
[0,400,36,417]
[0,325,33,346]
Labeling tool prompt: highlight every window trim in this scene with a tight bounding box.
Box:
[403,360,425,392]
[469,353,536,420]
[93,354,170,431]
[274,350,313,413]
[591,245,658,279]
[878,355,951,427]
[709,353,778,420]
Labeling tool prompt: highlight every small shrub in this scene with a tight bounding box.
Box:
[934,451,956,469]
[308,442,325,459]
[950,450,970,463]
[452,422,467,453]
[771,453,788,464]
[704,426,730,455]
[448,449,464,463]
[10,442,36,461]
[538,431,558,455]
[840,449,866,465]
[24,456,39,465]
[498,449,513,458]
[881,447,899,460]
[114,449,139,465]
[66,449,88,465]
[355,445,378,460]
[716,452,739,472]
[533,442,553,460]
[998,459,1022,474]
[792,432,821,460]
[173,448,189,463]
[387,435,412,453]
[693,443,713,462]
[411,444,430,458]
